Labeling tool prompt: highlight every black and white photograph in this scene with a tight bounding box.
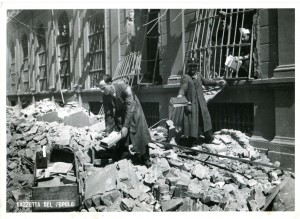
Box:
[0,0,298,217]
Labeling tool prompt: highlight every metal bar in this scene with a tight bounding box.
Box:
[232,9,240,58]
[213,12,221,76]
[157,141,293,172]
[248,25,254,78]
[218,9,227,76]
[206,9,217,77]
[191,10,200,53]
[225,9,233,78]
[198,10,207,75]
[236,9,245,78]
[179,154,252,179]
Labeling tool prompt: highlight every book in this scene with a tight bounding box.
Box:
[225,55,242,72]
[100,131,122,148]
[170,96,189,107]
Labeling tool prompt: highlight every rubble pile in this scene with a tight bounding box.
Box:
[6,100,291,212]
[6,101,105,212]
[79,136,287,212]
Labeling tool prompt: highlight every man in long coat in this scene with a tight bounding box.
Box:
[99,75,151,167]
[178,57,226,146]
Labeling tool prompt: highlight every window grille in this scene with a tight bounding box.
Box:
[88,10,105,88]
[186,9,256,79]
[10,42,16,91]
[58,11,71,90]
[112,51,142,86]
[208,103,254,136]
[140,102,160,127]
[37,24,47,91]
[21,34,29,92]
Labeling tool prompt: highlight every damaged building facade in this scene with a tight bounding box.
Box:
[6,9,295,169]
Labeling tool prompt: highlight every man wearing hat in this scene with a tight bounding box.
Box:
[98,74,152,167]
[177,57,226,147]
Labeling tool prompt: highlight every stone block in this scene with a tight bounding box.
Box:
[129,188,142,199]
[200,190,223,204]
[161,198,183,211]
[27,125,39,135]
[247,179,258,187]
[91,194,102,207]
[95,206,107,212]
[229,173,248,188]
[173,180,189,198]
[166,176,180,186]
[153,158,171,175]
[135,201,154,212]
[100,190,122,206]
[88,207,97,212]
[8,162,18,171]
[84,198,93,209]
[187,179,202,198]
[168,158,184,168]
[144,173,156,186]
[120,198,135,211]
[248,187,266,209]
[180,162,193,172]
[192,164,209,180]
[209,205,223,211]
[7,198,15,212]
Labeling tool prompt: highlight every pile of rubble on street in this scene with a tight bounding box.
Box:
[6,99,293,212]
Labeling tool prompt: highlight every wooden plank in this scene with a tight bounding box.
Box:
[32,185,79,211]
[261,176,291,211]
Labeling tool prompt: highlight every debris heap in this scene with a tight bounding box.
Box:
[6,100,292,212]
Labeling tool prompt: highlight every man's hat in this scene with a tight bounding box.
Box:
[187,57,199,66]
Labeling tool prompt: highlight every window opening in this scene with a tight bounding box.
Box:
[10,42,16,91]
[187,9,257,79]
[21,34,29,91]
[88,9,105,88]
[37,24,47,91]
[58,11,71,90]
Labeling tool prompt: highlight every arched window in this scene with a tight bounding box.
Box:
[9,42,16,90]
[21,34,29,91]
[88,9,105,88]
[58,11,70,89]
[37,24,47,91]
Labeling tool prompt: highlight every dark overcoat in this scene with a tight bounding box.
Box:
[103,82,151,155]
[178,73,217,138]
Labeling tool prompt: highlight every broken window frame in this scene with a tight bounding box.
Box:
[88,9,105,88]
[9,42,16,90]
[21,33,29,92]
[186,9,256,79]
[37,24,47,91]
[58,11,71,90]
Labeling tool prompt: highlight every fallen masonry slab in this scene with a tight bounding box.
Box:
[85,163,118,199]
[63,111,98,128]
[161,198,183,211]
[37,111,59,123]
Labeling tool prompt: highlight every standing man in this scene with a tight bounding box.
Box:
[99,75,151,167]
[177,57,227,147]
